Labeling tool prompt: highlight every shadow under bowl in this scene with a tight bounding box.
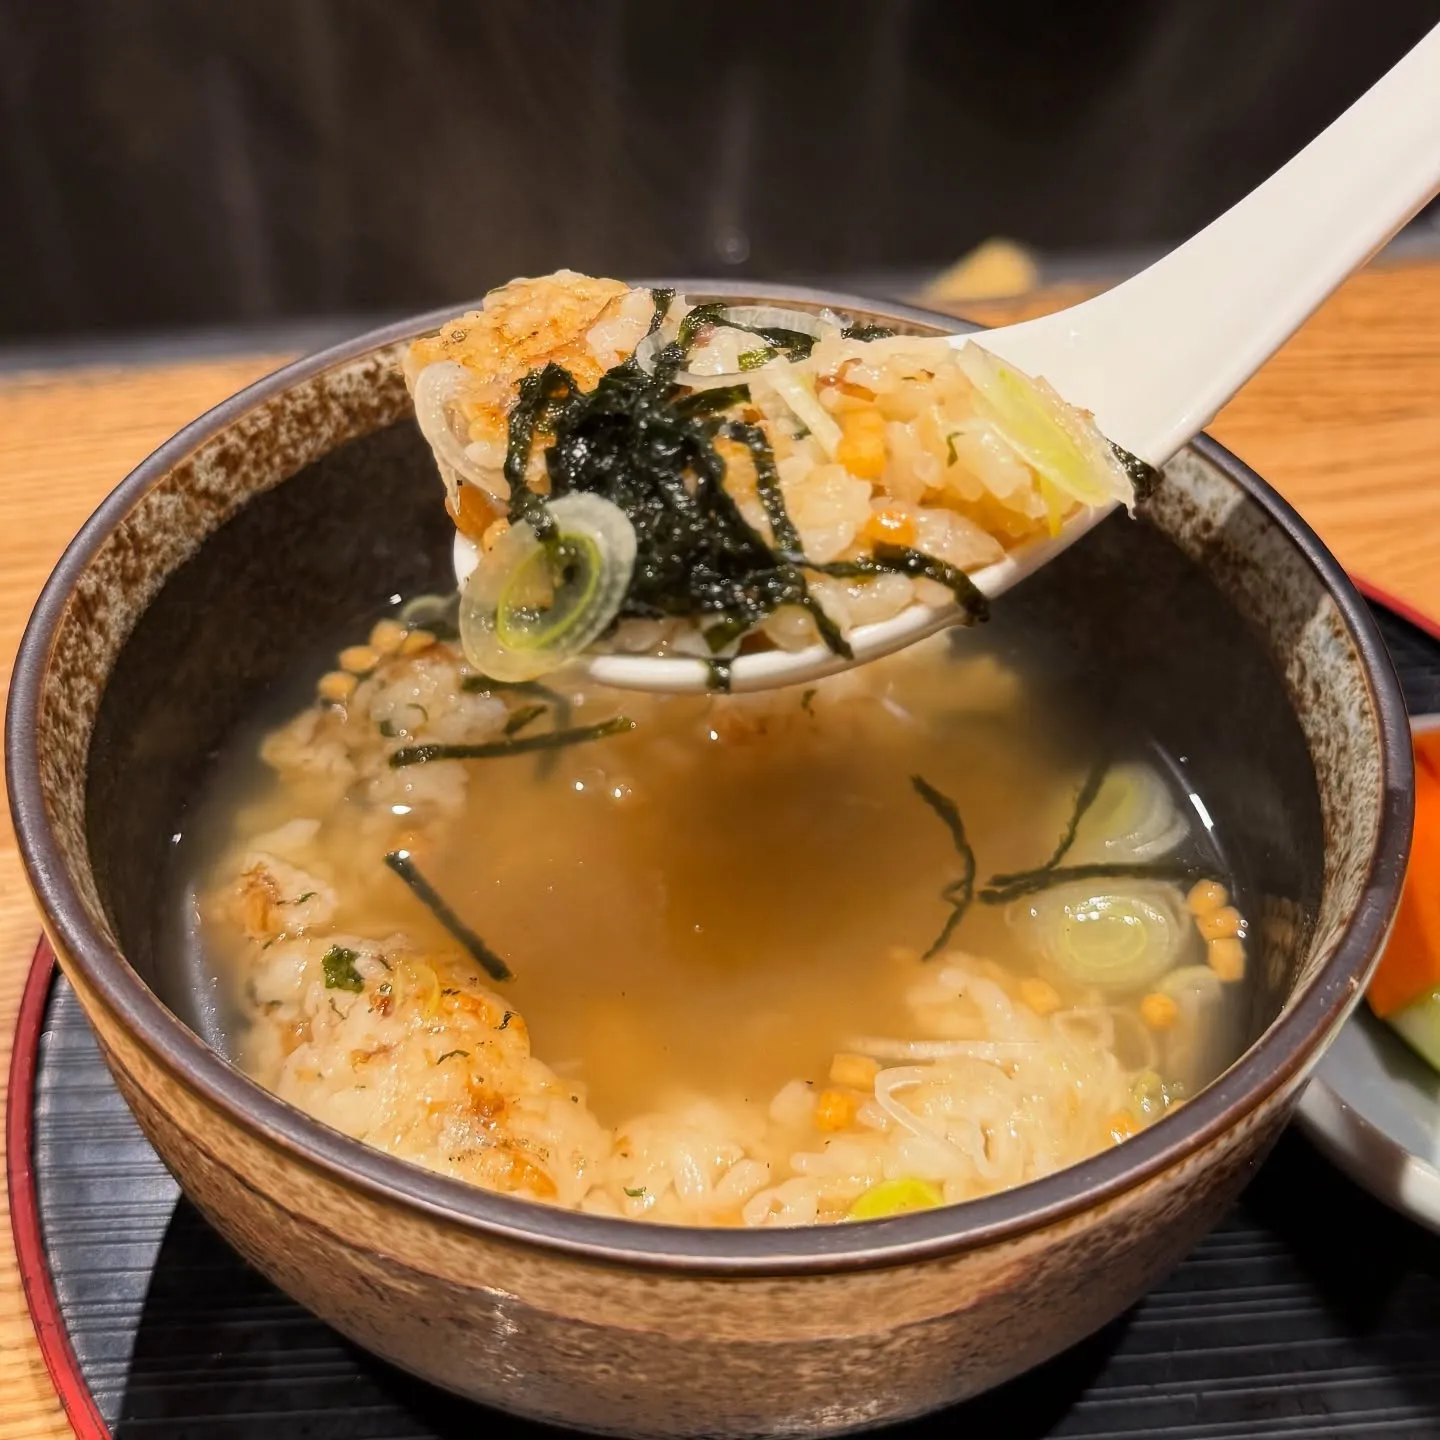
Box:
[5,283,1414,1437]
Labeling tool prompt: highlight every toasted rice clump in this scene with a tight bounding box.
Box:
[404,272,1122,646]
[214,638,1153,1227]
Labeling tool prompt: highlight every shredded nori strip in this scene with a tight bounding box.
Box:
[841,323,897,341]
[799,544,990,625]
[504,361,581,538]
[646,287,674,335]
[721,420,853,657]
[723,420,799,551]
[911,775,976,959]
[988,754,1111,888]
[497,293,855,658]
[975,752,1220,903]
[1111,441,1161,501]
[979,859,1210,908]
[743,325,816,361]
[460,675,573,777]
[383,851,512,981]
[503,702,547,736]
[667,300,816,361]
[679,301,729,347]
[494,290,984,655]
[674,383,751,419]
[461,675,560,699]
[390,714,634,768]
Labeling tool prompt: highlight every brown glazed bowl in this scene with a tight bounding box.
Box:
[6,284,1414,1438]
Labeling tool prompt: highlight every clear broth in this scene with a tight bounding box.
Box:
[182,627,1238,1131]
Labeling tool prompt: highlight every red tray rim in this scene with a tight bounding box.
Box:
[6,934,109,1439]
[7,576,1439,1438]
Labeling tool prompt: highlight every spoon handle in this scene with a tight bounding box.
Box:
[977,23,1440,466]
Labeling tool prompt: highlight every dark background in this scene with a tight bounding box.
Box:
[2,0,1439,344]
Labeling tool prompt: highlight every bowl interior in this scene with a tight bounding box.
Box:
[10,287,1406,1264]
[87,431,1322,1059]
[88,419,454,1027]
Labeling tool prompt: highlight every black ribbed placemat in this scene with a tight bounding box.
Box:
[28,598,1440,1439]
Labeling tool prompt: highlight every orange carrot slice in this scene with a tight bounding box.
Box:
[1367,729,1440,1019]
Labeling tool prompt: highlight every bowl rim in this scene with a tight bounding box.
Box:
[5,281,1415,1275]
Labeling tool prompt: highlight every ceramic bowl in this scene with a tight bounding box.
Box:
[6,284,1413,1438]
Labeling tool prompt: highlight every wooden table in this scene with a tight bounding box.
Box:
[1,263,1439,1437]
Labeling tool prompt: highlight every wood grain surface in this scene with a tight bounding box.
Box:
[1,262,1438,1437]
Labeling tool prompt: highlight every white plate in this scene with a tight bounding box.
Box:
[1297,1009,1440,1231]
[1296,713,1440,1229]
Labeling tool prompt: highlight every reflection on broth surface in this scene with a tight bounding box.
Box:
[185,607,1247,1226]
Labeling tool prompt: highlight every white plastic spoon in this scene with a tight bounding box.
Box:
[457,22,1440,694]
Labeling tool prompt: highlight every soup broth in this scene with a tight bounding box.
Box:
[185,613,1248,1226]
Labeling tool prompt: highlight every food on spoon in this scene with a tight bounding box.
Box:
[403,272,1151,684]
[1366,728,1440,1068]
[188,608,1248,1228]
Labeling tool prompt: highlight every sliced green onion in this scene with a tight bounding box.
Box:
[762,362,843,456]
[1156,963,1229,1092]
[1387,986,1440,1072]
[953,341,1136,514]
[1017,880,1190,992]
[848,1177,944,1221]
[411,361,508,505]
[1067,763,1188,865]
[459,493,636,681]
[397,591,460,639]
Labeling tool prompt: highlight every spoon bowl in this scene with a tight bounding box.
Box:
[454,490,1119,693]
